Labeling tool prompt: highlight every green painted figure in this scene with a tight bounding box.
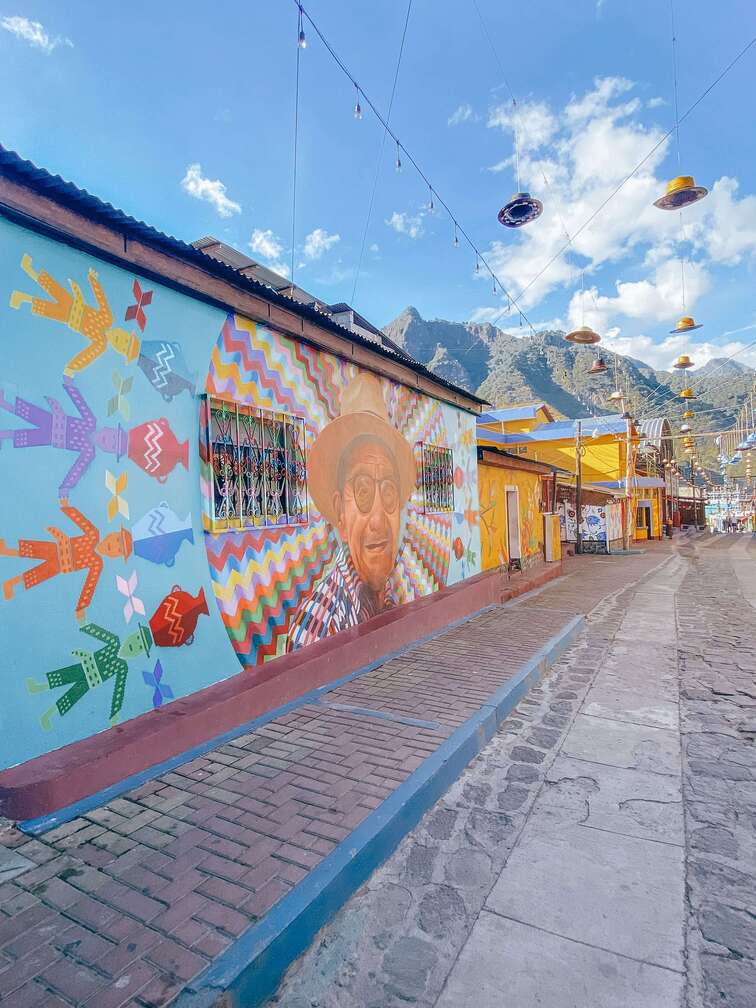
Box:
[27,622,153,730]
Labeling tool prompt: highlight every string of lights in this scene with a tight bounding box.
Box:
[291,0,537,334]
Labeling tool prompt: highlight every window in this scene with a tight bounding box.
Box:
[540,476,554,513]
[205,396,307,531]
[419,442,454,513]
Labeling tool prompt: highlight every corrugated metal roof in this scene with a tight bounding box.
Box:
[478,414,628,443]
[0,145,486,408]
[477,403,549,423]
[638,417,671,450]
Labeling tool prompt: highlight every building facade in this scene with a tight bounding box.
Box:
[0,150,482,789]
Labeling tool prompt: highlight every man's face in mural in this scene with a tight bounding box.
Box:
[334,437,401,593]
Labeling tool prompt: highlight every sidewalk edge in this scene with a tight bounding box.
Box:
[174,614,584,1008]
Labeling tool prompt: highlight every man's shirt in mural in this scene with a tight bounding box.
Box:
[286,545,395,651]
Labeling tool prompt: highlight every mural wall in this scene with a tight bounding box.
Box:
[0,219,480,770]
[478,464,543,570]
[203,315,480,672]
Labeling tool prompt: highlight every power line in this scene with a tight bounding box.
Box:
[351,0,413,304]
[291,0,537,334]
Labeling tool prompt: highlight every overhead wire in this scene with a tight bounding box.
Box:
[351,0,413,304]
[292,0,537,333]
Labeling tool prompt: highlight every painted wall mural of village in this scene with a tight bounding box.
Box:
[0,218,480,769]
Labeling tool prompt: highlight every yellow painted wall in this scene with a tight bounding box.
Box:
[497,436,627,485]
[478,463,544,570]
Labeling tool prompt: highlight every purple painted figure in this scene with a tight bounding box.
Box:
[0,376,126,497]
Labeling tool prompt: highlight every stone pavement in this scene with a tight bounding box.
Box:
[0,546,672,1008]
[272,534,756,1008]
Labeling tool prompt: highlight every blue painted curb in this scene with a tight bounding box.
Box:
[19,603,498,836]
[174,613,585,1008]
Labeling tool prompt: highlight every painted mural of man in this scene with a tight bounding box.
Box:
[287,373,416,651]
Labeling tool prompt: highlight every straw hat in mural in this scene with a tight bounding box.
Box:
[308,372,417,526]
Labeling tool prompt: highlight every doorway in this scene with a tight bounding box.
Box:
[505,488,521,567]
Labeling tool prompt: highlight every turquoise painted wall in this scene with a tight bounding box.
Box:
[0,219,240,769]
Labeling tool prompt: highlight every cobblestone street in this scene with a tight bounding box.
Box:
[272,533,756,1008]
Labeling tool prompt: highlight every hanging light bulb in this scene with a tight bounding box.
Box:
[492,278,497,295]
[428,188,435,212]
[453,223,459,247]
[354,87,362,119]
[297,6,307,48]
[474,258,480,274]
[680,423,691,433]
[395,142,402,172]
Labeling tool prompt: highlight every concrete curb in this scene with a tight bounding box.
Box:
[174,613,585,1008]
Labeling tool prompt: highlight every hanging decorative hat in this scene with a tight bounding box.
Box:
[682,409,695,419]
[680,423,691,433]
[670,317,702,335]
[680,387,696,399]
[588,357,608,375]
[673,354,695,368]
[654,175,708,211]
[621,410,633,421]
[565,325,601,345]
[606,389,625,403]
[498,192,543,228]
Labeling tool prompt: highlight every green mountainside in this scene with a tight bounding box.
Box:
[383,306,754,471]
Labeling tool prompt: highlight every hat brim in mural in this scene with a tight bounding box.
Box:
[308,375,417,528]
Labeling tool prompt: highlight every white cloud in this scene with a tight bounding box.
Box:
[602,331,756,372]
[647,96,666,109]
[386,210,425,239]
[567,259,711,335]
[369,243,380,253]
[181,163,241,218]
[303,227,340,260]
[1,15,72,52]
[249,228,289,276]
[448,103,474,126]
[488,99,556,153]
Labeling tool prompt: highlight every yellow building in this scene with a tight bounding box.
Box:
[477,410,671,544]
[477,446,560,571]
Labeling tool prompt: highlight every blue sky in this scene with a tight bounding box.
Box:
[2,1,756,371]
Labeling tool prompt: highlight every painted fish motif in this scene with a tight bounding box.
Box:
[138,340,195,402]
[149,585,209,647]
[128,418,188,482]
[132,503,194,566]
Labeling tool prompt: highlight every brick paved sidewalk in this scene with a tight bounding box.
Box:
[0,546,671,1008]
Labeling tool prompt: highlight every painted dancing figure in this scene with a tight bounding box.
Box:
[9,254,140,375]
[0,500,132,622]
[27,622,153,729]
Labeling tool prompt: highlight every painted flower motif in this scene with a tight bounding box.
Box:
[105,469,129,521]
[142,660,174,708]
[453,536,464,560]
[116,570,145,623]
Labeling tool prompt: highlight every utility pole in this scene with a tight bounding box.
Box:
[575,418,583,555]
[623,415,632,550]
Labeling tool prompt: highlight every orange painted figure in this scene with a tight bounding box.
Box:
[9,254,140,375]
[0,500,132,622]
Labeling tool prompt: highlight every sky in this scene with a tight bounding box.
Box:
[2,1,756,372]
